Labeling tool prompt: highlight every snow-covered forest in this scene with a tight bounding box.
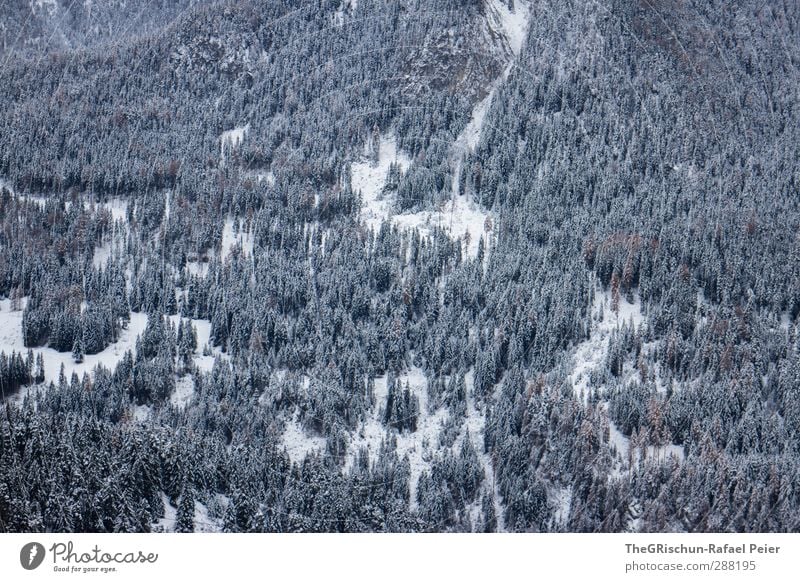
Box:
[0,0,799,533]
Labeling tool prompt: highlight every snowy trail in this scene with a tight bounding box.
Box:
[351,1,530,260]
[444,0,531,256]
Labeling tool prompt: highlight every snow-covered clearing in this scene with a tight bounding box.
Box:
[0,298,215,404]
[393,197,492,260]
[166,315,218,373]
[186,260,210,278]
[567,285,685,471]
[221,216,254,259]
[171,375,195,409]
[154,492,224,532]
[282,408,327,464]
[486,0,530,57]
[220,124,250,165]
[132,403,151,422]
[193,499,223,532]
[93,219,128,268]
[96,197,128,222]
[31,0,58,15]
[607,414,685,466]
[352,130,491,259]
[351,133,412,233]
[0,299,149,392]
[244,170,275,186]
[351,3,530,261]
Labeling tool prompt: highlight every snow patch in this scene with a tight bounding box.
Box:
[221,217,254,259]
[31,0,57,15]
[393,196,492,260]
[166,315,219,373]
[608,418,685,468]
[193,500,223,532]
[345,366,448,511]
[352,131,490,259]
[486,0,531,57]
[220,124,250,165]
[132,403,151,422]
[282,409,326,464]
[352,133,411,233]
[569,286,645,401]
[552,486,572,526]
[155,492,177,532]
[98,198,128,222]
[462,369,504,530]
[0,300,148,390]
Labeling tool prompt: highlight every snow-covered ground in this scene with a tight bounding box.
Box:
[392,197,492,260]
[97,197,128,222]
[132,403,151,422]
[552,486,572,527]
[154,492,177,532]
[282,410,327,464]
[344,366,449,510]
[193,499,223,533]
[567,285,685,471]
[221,217,254,259]
[171,375,195,409]
[350,3,530,262]
[351,133,412,233]
[93,221,128,268]
[333,0,357,26]
[220,124,250,166]
[0,298,216,404]
[486,0,530,57]
[569,286,645,403]
[243,170,275,186]
[461,369,504,530]
[0,298,149,391]
[154,492,224,533]
[607,411,684,466]
[166,315,218,373]
[352,130,491,259]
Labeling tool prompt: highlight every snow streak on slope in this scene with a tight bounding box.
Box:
[442,0,530,258]
[462,369,505,530]
[568,286,685,471]
[486,0,531,57]
[351,3,530,261]
[283,408,327,464]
